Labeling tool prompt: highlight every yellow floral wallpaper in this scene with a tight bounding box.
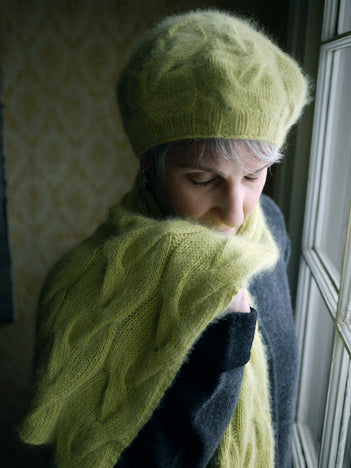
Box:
[0,0,235,464]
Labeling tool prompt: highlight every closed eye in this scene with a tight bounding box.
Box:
[187,174,218,187]
[244,175,259,183]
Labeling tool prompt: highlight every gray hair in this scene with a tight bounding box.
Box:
[144,138,283,176]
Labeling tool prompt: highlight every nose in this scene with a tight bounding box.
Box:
[219,185,245,228]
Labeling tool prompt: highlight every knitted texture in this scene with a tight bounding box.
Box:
[209,327,274,467]
[117,10,308,155]
[19,175,278,467]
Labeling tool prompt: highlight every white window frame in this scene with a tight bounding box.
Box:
[293,0,351,466]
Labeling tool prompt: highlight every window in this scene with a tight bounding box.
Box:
[293,0,351,466]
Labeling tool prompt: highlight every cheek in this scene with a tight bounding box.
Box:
[168,187,205,218]
[244,178,266,215]
[164,173,210,219]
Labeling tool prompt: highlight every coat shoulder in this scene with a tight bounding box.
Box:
[260,194,290,262]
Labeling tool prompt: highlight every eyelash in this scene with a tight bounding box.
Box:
[189,176,259,187]
[189,177,217,188]
[244,176,259,183]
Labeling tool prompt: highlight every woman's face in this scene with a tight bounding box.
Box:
[151,141,269,234]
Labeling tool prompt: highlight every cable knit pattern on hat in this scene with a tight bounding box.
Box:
[19,173,279,467]
[117,10,308,155]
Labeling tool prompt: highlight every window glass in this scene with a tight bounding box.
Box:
[315,45,351,280]
[337,0,351,35]
[343,410,351,467]
[299,276,335,455]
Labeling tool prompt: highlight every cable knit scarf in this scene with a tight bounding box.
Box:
[19,173,279,467]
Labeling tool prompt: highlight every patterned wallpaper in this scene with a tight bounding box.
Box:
[0,0,232,464]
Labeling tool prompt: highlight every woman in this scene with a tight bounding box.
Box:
[19,10,308,468]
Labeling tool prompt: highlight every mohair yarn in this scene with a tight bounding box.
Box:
[117,10,308,155]
[19,173,279,467]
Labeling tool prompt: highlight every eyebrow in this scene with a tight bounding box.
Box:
[246,163,271,175]
[178,161,270,176]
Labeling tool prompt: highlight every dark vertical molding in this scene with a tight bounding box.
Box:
[274,0,325,307]
[0,39,14,322]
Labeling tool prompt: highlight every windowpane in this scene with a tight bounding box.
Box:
[337,0,351,35]
[316,45,351,280]
[298,276,335,455]
[343,410,351,467]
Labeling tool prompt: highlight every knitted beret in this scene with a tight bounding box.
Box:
[117,10,308,156]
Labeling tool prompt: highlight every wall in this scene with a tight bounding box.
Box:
[0,0,290,465]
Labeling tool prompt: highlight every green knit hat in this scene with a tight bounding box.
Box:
[117,10,308,156]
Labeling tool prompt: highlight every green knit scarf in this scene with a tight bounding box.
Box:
[19,173,279,467]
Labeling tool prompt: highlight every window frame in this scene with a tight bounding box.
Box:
[293,0,351,465]
[299,32,351,355]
